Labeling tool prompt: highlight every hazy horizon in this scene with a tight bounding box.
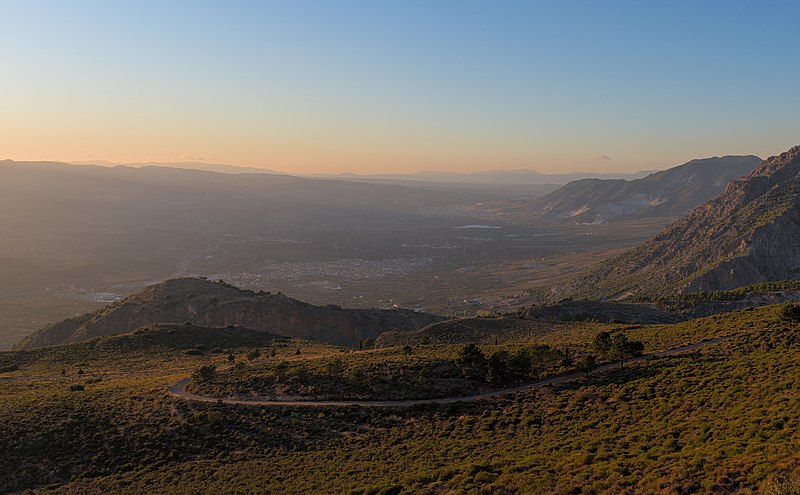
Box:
[2,1,798,175]
[0,153,766,179]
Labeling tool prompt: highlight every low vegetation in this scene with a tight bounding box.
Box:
[1,304,799,493]
[633,280,800,303]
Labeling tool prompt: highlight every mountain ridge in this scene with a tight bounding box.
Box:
[564,145,800,298]
[499,155,762,224]
[19,278,442,349]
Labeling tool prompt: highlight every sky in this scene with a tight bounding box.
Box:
[1,0,799,175]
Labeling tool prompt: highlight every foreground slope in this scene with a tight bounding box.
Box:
[20,278,441,349]
[566,145,800,298]
[503,155,760,224]
[2,305,800,493]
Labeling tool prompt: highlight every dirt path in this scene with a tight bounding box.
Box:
[167,333,739,408]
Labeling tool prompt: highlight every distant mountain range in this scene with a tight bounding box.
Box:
[19,278,442,349]
[565,145,800,298]
[68,159,657,185]
[71,160,287,175]
[304,168,657,186]
[497,155,762,224]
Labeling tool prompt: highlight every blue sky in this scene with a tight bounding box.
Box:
[1,0,798,173]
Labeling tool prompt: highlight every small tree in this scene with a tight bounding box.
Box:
[402,345,413,356]
[227,354,235,364]
[594,332,643,362]
[609,334,644,362]
[780,303,800,324]
[246,349,261,362]
[193,365,217,383]
[593,332,613,358]
[509,349,532,379]
[528,344,558,373]
[456,344,487,380]
[486,350,511,385]
[560,348,574,368]
[576,355,597,376]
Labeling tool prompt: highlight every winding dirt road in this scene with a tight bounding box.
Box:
[167,334,739,408]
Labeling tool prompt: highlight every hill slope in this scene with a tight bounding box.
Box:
[19,278,442,349]
[567,145,800,298]
[4,305,800,494]
[503,155,761,224]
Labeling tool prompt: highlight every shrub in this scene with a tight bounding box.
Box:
[780,303,800,323]
[593,332,612,357]
[193,365,217,383]
[576,355,597,375]
[456,344,487,380]
[486,351,511,385]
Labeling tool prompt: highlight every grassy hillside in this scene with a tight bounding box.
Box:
[1,305,799,493]
[0,323,339,376]
[190,309,776,402]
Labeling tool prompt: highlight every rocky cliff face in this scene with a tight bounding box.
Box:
[503,155,761,224]
[19,278,443,349]
[564,145,800,298]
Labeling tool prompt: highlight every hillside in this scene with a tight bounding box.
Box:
[565,145,800,298]
[19,278,442,349]
[501,155,761,224]
[0,323,310,376]
[374,316,656,349]
[3,305,800,493]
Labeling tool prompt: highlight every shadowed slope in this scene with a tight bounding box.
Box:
[20,278,442,349]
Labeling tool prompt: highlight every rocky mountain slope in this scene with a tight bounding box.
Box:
[501,155,761,224]
[19,278,442,349]
[564,145,800,298]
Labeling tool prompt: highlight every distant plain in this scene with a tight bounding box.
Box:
[0,161,669,349]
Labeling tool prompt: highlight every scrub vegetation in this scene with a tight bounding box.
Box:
[2,304,799,493]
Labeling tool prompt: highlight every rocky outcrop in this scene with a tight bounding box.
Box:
[19,278,443,349]
[566,145,800,298]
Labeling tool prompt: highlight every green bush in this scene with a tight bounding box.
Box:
[780,303,800,323]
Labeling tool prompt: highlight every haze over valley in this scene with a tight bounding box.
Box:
[0,159,684,350]
[4,1,800,494]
